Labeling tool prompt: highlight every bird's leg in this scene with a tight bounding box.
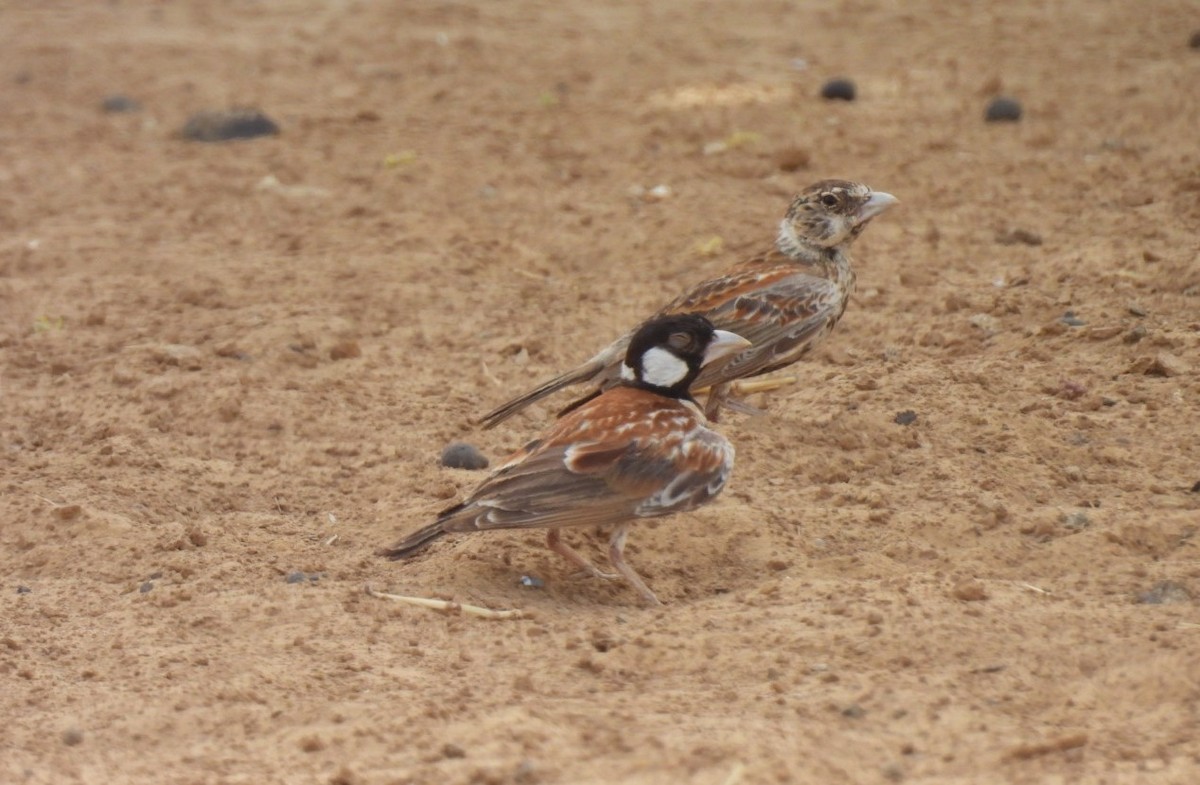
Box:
[546,529,617,580]
[607,523,662,606]
[703,382,731,422]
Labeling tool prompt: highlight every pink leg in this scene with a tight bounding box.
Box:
[607,523,661,606]
[546,529,616,580]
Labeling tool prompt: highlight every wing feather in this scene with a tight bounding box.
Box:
[442,393,733,533]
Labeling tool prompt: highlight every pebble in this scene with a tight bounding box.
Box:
[139,581,154,594]
[775,147,811,172]
[1060,511,1090,531]
[181,109,280,142]
[329,340,362,361]
[1190,31,1200,49]
[951,579,989,601]
[17,585,31,594]
[985,96,1022,122]
[440,442,489,470]
[285,570,313,584]
[441,743,467,759]
[62,728,84,746]
[1136,580,1191,605]
[519,575,545,589]
[995,228,1042,246]
[894,410,918,426]
[1128,352,1189,377]
[820,78,856,101]
[1059,311,1086,327]
[101,94,141,113]
[1123,325,1147,344]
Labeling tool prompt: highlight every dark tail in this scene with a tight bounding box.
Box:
[475,361,604,430]
[380,520,448,560]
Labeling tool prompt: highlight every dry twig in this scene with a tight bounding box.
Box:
[365,585,524,620]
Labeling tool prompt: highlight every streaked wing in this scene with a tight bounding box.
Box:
[633,426,733,516]
[654,253,787,317]
[442,393,732,532]
[690,274,844,387]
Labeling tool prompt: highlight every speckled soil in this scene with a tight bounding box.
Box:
[2,2,1199,783]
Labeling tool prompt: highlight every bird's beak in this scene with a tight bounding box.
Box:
[857,191,898,223]
[703,330,752,366]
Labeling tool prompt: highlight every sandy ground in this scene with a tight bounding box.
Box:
[3,1,1200,783]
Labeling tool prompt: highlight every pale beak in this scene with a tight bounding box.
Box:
[857,190,898,223]
[702,330,752,367]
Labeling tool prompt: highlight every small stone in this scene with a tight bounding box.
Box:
[969,313,1001,337]
[285,571,308,584]
[520,575,544,589]
[101,94,141,113]
[985,96,1022,122]
[62,728,84,746]
[995,228,1043,246]
[1061,511,1090,531]
[952,579,989,601]
[1059,311,1086,327]
[440,442,489,470]
[181,109,280,142]
[154,344,204,370]
[442,743,467,759]
[1190,31,1200,49]
[775,147,811,172]
[329,340,362,361]
[1128,353,1189,377]
[54,504,83,521]
[841,704,866,718]
[1123,325,1147,344]
[1127,303,1148,317]
[1136,581,1192,605]
[820,78,856,101]
[1191,480,1200,493]
[894,410,918,426]
[139,581,154,594]
[17,585,32,594]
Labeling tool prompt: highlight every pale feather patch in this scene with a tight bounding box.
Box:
[620,363,636,381]
[639,347,689,388]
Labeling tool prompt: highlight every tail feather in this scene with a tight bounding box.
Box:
[380,520,449,560]
[476,337,628,430]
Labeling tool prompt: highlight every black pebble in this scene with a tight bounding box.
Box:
[17,585,31,594]
[181,109,280,142]
[820,78,856,101]
[101,94,141,113]
[985,97,1022,122]
[894,410,918,426]
[441,442,489,470]
[1190,480,1200,493]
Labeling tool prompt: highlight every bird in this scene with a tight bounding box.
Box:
[383,314,751,605]
[477,180,898,427]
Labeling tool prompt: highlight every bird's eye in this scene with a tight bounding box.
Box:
[667,332,692,350]
[820,193,839,208]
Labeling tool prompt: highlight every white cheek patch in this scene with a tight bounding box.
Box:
[639,347,689,388]
[621,363,636,381]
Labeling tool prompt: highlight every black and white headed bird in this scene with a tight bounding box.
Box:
[384,314,750,605]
